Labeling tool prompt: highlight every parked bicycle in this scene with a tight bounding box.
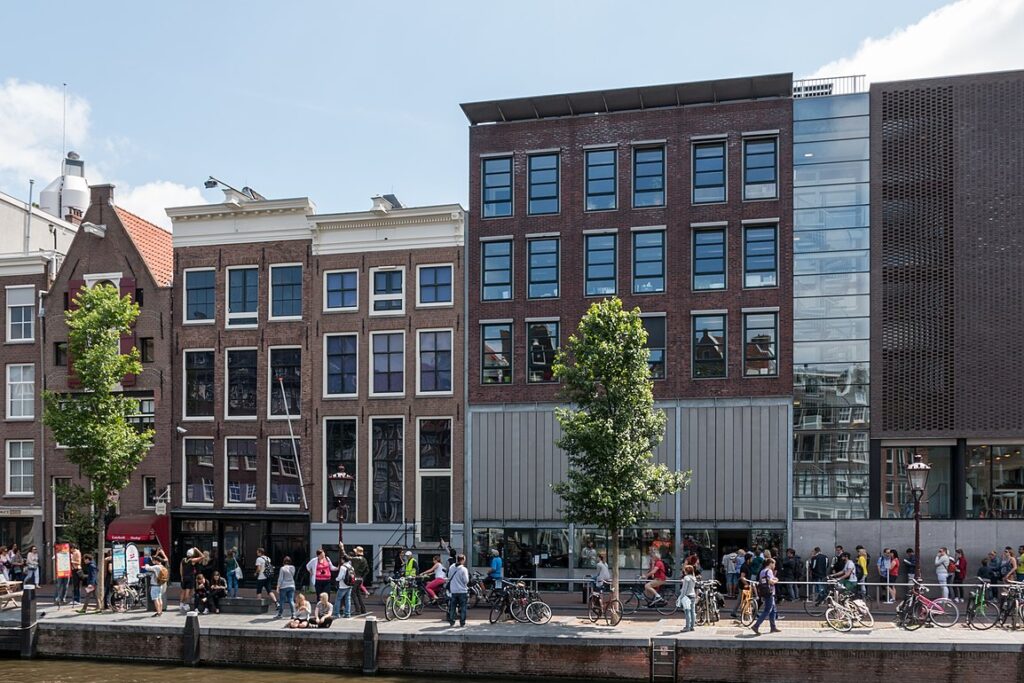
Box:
[895,578,958,630]
[694,578,721,626]
[983,579,1024,630]
[488,580,551,625]
[818,580,874,632]
[619,577,677,616]
[384,576,425,621]
[586,582,623,626]
[110,577,145,613]
[966,580,1000,630]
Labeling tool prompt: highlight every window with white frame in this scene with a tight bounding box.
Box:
[226,438,258,505]
[417,265,453,306]
[269,347,301,417]
[418,330,452,394]
[6,364,34,419]
[325,334,358,397]
[227,266,259,327]
[371,418,403,523]
[183,351,215,418]
[53,476,72,540]
[270,264,302,319]
[6,286,34,342]
[143,476,158,509]
[371,332,404,395]
[325,419,357,522]
[128,397,156,434]
[6,441,33,495]
[226,349,258,418]
[184,269,215,323]
[419,419,451,469]
[324,270,358,311]
[183,438,215,504]
[269,438,301,505]
[371,267,404,314]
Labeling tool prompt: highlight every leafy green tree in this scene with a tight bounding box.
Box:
[552,298,690,599]
[43,284,152,607]
[52,482,99,551]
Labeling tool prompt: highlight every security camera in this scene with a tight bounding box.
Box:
[176,426,188,435]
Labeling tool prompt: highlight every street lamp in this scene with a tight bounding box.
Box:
[328,465,355,550]
[906,453,931,579]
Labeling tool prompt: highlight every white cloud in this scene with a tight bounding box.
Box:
[809,0,1024,83]
[116,181,205,230]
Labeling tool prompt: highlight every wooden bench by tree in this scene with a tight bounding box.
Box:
[0,581,23,610]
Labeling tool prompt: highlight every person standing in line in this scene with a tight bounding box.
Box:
[309,548,336,603]
[935,547,952,600]
[782,549,801,602]
[1001,547,1017,583]
[69,543,82,606]
[225,550,240,599]
[952,549,967,602]
[447,553,470,628]
[904,548,917,581]
[877,548,891,602]
[679,564,697,633]
[723,548,739,599]
[255,547,277,606]
[887,549,900,603]
[349,546,370,616]
[831,545,845,576]
[275,556,296,619]
[809,547,828,603]
[751,557,780,635]
[750,548,764,577]
[729,552,754,619]
[1016,545,1024,583]
[334,554,354,618]
[854,546,869,598]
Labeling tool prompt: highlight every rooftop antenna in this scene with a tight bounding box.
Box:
[61,83,67,161]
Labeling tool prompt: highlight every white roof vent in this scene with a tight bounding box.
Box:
[371,195,394,213]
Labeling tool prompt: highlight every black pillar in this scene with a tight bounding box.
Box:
[868,439,882,519]
[951,439,967,519]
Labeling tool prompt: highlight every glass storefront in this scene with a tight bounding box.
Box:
[880,447,951,519]
[967,445,1024,519]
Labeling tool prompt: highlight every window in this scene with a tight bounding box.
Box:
[371,267,404,314]
[371,418,403,523]
[128,398,155,433]
[417,265,453,306]
[143,476,158,509]
[184,351,215,418]
[6,441,33,495]
[692,141,726,203]
[184,269,215,322]
[693,229,726,290]
[53,476,72,539]
[642,316,666,380]
[324,419,356,521]
[325,334,357,397]
[140,337,155,363]
[135,288,144,307]
[269,347,301,416]
[528,153,559,215]
[6,364,34,419]
[269,438,301,506]
[226,438,258,505]
[744,312,778,376]
[632,231,665,294]
[693,315,726,378]
[744,225,778,288]
[481,241,512,301]
[419,419,451,469]
[482,156,512,218]
[54,342,68,367]
[585,149,616,211]
[226,349,258,418]
[183,438,215,504]
[227,266,258,327]
[324,270,358,311]
[527,238,559,299]
[527,321,559,383]
[585,234,616,296]
[418,330,452,394]
[6,286,34,341]
[371,332,404,395]
[481,324,512,385]
[270,264,302,319]
[744,137,778,200]
[633,147,665,207]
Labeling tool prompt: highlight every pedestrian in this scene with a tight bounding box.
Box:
[887,549,900,603]
[809,547,828,603]
[729,552,754,619]
[750,547,764,576]
[255,547,277,606]
[877,548,890,602]
[831,545,845,575]
[1017,545,1024,583]
[447,553,470,628]
[24,545,39,586]
[1001,547,1017,583]
[679,564,697,633]
[952,549,967,602]
[984,550,1001,600]
[52,548,69,607]
[225,550,240,598]
[751,557,780,635]
[904,548,917,581]
[782,549,801,602]
[349,546,370,615]
[275,556,296,619]
[402,550,418,578]
[310,592,334,628]
[855,546,869,598]
[309,548,336,602]
[334,554,354,618]
[487,548,503,590]
[69,543,82,606]
[935,547,953,599]
[77,554,99,613]
[142,553,167,617]
[723,548,739,598]
[179,548,201,613]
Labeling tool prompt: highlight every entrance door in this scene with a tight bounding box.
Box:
[420,476,451,543]
[223,521,262,583]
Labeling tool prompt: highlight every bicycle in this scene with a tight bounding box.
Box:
[895,579,958,630]
[734,581,759,627]
[694,578,721,625]
[819,580,874,632]
[619,577,678,617]
[586,583,623,626]
[966,580,999,630]
[989,580,1024,629]
[110,577,144,613]
[384,576,425,621]
[487,580,550,625]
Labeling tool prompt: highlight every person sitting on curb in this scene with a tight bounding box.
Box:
[310,592,334,628]
[288,593,311,629]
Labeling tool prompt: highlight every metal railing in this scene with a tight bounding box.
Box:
[793,75,867,98]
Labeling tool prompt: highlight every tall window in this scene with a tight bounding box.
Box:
[642,317,666,380]
[633,147,665,207]
[270,264,302,319]
[324,270,358,311]
[6,286,34,341]
[269,438,301,506]
[371,268,404,314]
[744,312,778,376]
[227,266,258,327]
[371,332,404,395]
[528,238,559,299]
[226,438,258,505]
[184,438,215,504]
[184,269,215,322]
[53,476,72,540]
[632,231,665,294]
[143,476,158,509]
[226,349,258,418]
[744,225,778,288]
[269,347,301,416]
[585,234,616,296]
[481,240,512,301]
[6,364,34,419]
[585,149,616,211]
[325,334,357,397]
[372,418,403,523]
[418,330,452,394]
[54,342,68,367]
[693,229,726,290]
[481,324,512,385]
[528,153,559,215]
[419,419,452,469]
[482,156,513,218]
[6,441,33,495]
[693,141,726,203]
[744,137,778,200]
[184,351,215,418]
[417,265,452,306]
[693,315,726,378]
[325,419,356,521]
[527,321,559,383]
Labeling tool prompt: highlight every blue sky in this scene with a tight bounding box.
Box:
[1,0,1020,227]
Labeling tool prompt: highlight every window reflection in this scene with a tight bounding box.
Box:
[966,446,1024,519]
[880,447,951,519]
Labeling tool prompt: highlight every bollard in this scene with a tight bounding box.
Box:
[183,611,200,666]
[20,587,37,659]
[362,616,379,675]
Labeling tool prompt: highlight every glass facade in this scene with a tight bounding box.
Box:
[792,93,871,520]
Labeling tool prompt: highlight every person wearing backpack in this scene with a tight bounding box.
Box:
[751,557,780,635]
[255,547,277,606]
[334,554,354,618]
[143,551,168,617]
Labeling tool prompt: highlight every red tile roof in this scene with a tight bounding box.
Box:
[114,207,174,287]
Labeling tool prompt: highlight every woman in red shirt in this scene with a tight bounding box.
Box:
[887,549,900,603]
[953,549,968,602]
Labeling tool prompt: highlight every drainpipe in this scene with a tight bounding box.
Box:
[37,285,48,580]
[23,180,35,254]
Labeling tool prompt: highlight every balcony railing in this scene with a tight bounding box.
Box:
[793,75,868,98]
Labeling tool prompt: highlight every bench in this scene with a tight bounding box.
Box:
[217,596,269,614]
[0,581,23,610]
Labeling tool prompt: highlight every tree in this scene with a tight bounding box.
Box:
[52,481,99,551]
[43,283,152,608]
[551,298,690,600]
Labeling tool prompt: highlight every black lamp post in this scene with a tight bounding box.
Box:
[907,453,931,579]
[328,465,355,550]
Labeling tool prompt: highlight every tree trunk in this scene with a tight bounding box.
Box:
[610,526,620,601]
[96,521,106,609]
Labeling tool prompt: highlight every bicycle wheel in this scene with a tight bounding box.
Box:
[619,591,640,615]
[854,605,874,628]
[656,589,678,616]
[605,599,622,627]
[587,594,602,623]
[488,601,506,624]
[968,599,999,630]
[927,598,959,628]
[468,587,481,609]
[110,591,127,613]
[526,600,552,625]
[740,598,756,627]
[511,594,530,623]
[902,601,925,631]
[695,599,707,626]
[804,592,827,618]
[384,596,396,621]
[393,595,413,620]
[825,606,853,632]
[378,583,392,605]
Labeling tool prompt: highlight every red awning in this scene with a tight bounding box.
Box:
[106,514,170,551]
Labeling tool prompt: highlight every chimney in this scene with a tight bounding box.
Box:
[90,184,115,207]
[64,207,83,226]
[371,195,394,213]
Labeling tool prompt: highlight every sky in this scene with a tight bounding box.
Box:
[1,0,1021,229]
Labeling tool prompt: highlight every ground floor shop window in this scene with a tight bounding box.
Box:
[473,527,569,572]
[0,518,33,549]
[571,528,674,571]
[880,446,951,519]
[966,445,1024,519]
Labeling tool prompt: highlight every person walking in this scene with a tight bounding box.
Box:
[77,554,99,613]
[447,553,470,628]
[679,564,697,633]
[225,550,240,598]
[334,554,354,618]
[275,556,296,619]
[935,547,953,599]
[24,545,39,586]
[751,557,780,635]
[349,546,370,616]
[255,547,277,606]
